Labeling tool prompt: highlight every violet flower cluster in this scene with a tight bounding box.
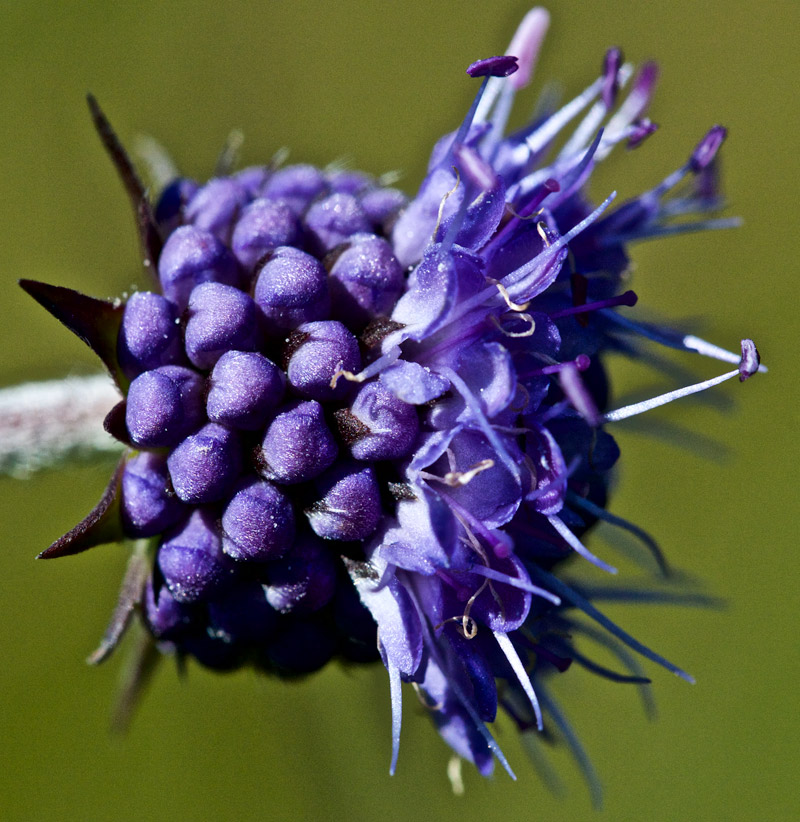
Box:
[25,8,762,794]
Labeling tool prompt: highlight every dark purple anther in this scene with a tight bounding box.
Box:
[254,246,330,332]
[143,576,195,640]
[221,477,295,562]
[261,164,328,214]
[264,534,338,613]
[184,177,248,243]
[158,509,232,602]
[117,291,184,378]
[158,225,240,309]
[231,198,302,272]
[207,581,277,643]
[125,365,204,448]
[285,321,361,401]
[690,125,727,172]
[602,47,623,108]
[184,281,262,370]
[167,422,242,504]
[344,381,419,461]
[120,451,186,537]
[466,55,519,78]
[329,233,404,326]
[207,350,285,430]
[304,192,372,253]
[154,178,199,235]
[738,339,760,381]
[627,119,658,149]
[258,400,338,484]
[306,462,382,541]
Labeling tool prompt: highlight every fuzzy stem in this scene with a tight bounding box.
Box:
[0,374,122,477]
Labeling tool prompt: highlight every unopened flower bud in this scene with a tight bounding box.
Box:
[184,281,261,370]
[157,509,232,602]
[221,477,295,562]
[329,233,404,326]
[184,177,248,243]
[231,197,302,272]
[306,462,382,541]
[285,321,361,401]
[261,164,327,214]
[117,291,184,378]
[167,423,242,503]
[263,535,337,613]
[342,381,419,461]
[207,350,285,430]
[121,451,186,537]
[125,365,204,448]
[158,225,240,309]
[254,247,330,331]
[305,192,371,253]
[258,400,338,484]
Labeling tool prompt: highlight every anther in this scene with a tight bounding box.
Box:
[549,290,638,319]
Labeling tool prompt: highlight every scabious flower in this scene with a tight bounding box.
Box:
[23,7,763,798]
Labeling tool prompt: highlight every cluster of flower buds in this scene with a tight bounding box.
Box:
[26,7,762,794]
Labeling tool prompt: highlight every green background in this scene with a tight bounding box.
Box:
[1,2,797,820]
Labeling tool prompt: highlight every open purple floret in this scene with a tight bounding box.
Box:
[28,6,764,799]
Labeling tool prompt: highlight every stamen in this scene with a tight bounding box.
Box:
[689,125,727,172]
[506,7,550,91]
[601,48,623,109]
[558,362,601,427]
[466,55,519,78]
[602,311,768,374]
[548,514,618,575]
[491,312,537,338]
[738,338,761,381]
[331,346,402,385]
[438,366,521,480]
[529,567,695,683]
[494,630,543,731]
[388,660,403,775]
[412,681,444,711]
[519,354,590,380]
[489,279,530,312]
[431,167,462,245]
[467,563,561,606]
[442,458,495,487]
[603,342,761,422]
[447,756,465,797]
[567,491,669,576]
[549,290,638,319]
[524,76,605,157]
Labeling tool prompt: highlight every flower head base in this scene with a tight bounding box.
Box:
[25,7,763,798]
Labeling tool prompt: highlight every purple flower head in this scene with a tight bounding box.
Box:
[28,8,765,800]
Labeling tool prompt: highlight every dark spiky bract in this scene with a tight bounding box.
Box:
[28,10,762,797]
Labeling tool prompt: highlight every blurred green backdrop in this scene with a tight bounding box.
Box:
[1,1,797,820]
